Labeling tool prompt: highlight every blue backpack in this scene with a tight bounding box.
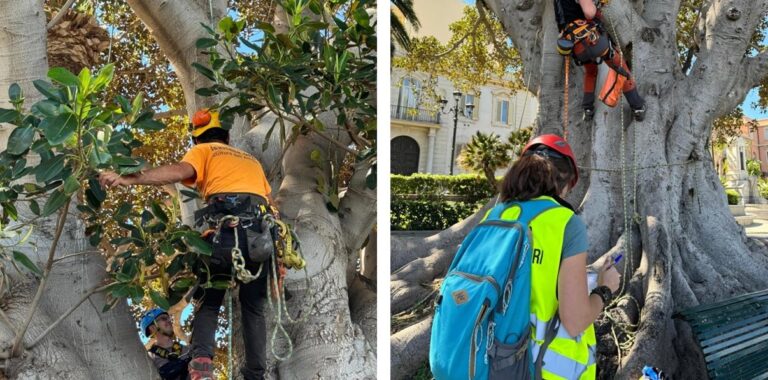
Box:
[429,199,556,380]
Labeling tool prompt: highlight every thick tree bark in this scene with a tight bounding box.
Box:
[0,2,153,378]
[392,0,768,378]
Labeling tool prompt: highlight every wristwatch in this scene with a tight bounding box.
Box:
[591,285,613,306]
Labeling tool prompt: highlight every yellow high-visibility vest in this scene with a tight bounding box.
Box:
[498,196,597,380]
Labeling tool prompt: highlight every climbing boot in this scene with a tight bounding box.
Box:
[632,104,646,122]
[189,357,214,380]
[583,106,595,122]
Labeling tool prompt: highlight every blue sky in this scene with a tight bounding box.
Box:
[459,0,766,119]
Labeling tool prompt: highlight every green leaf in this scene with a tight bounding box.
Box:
[267,83,280,107]
[149,290,171,310]
[88,178,106,202]
[191,63,216,81]
[8,83,22,101]
[171,277,196,291]
[195,87,219,97]
[3,203,18,221]
[7,126,35,155]
[29,199,40,216]
[115,202,132,218]
[39,112,78,145]
[12,250,42,276]
[133,115,165,131]
[210,280,231,289]
[253,21,275,33]
[183,233,212,255]
[48,67,80,87]
[35,155,66,183]
[116,95,132,115]
[180,189,200,202]
[78,67,92,91]
[63,176,80,195]
[33,80,63,102]
[196,38,218,49]
[0,108,19,123]
[151,202,169,223]
[91,64,114,91]
[42,189,69,217]
[31,100,60,118]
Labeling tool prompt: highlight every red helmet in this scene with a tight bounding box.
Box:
[521,134,579,187]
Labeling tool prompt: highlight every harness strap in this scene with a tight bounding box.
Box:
[149,342,183,360]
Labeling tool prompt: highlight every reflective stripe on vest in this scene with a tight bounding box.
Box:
[502,196,597,380]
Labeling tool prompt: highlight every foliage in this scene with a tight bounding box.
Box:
[0,64,218,312]
[726,189,741,205]
[759,177,768,200]
[391,200,480,231]
[711,107,756,148]
[392,6,523,106]
[508,126,533,158]
[457,132,511,189]
[391,173,495,203]
[391,0,420,53]
[747,159,762,177]
[391,173,493,230]
[192,0,377,209]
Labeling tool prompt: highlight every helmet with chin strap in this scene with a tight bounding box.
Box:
[140,308,168,338]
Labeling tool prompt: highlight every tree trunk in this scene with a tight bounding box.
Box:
[0,1,153,379]
[391,0,768,378]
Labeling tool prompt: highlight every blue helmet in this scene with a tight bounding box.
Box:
[140,308,168,337]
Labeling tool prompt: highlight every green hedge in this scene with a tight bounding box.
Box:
[391,200,482,231]
[726,189,740,205]
[391,173,495,203]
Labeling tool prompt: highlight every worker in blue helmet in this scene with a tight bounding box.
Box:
[141,308,191,380]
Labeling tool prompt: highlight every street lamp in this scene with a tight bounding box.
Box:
[440,90,475,175]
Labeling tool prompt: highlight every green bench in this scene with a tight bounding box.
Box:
[676,289,768,379]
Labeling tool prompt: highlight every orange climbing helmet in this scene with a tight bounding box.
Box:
[522,134,579,187]
[189,108,223,137]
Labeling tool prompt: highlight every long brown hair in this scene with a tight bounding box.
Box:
[499,150,576,202]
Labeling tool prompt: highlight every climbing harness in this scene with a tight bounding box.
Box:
[148,341,184,360]
[199,197,314,366]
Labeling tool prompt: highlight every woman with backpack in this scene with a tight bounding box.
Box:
[501,134,621,379]
[429,134,621,380]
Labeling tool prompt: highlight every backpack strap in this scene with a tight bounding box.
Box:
[534,313,561,380]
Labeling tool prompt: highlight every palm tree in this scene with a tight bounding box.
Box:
[458,131,512,189]
[391,0,420,54]
[507,126,533,158]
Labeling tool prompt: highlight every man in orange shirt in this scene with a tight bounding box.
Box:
[100,110,274,380]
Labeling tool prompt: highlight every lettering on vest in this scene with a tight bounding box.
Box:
[533,248,544,264]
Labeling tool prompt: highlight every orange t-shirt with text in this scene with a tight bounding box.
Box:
[181,143,271,200]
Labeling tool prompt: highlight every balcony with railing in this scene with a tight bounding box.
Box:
[391,105,440,124]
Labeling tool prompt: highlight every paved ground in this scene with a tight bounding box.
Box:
[744,204,768,237]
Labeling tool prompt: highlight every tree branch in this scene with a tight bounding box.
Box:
[597,0,648,49]
[339,159,376,253]
[26,283,110,349]
[11,200,71,357]
[746,50,768,89]
[47,0,76,30]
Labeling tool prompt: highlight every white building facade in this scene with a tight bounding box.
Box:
[390,70,539,175]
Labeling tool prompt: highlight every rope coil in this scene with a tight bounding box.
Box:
[208,212,315,365]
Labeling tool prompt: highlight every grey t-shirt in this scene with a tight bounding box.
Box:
[561,214,589,260]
